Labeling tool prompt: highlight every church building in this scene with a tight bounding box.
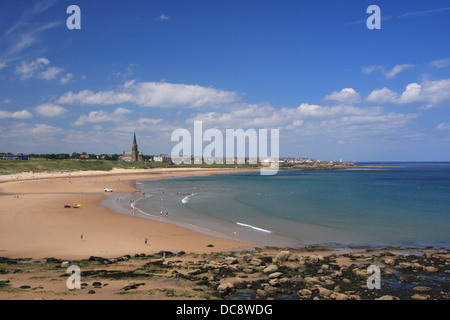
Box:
[119,133,143,162]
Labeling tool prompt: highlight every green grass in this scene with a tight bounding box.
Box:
[0,158,165,175]
[0,158,259,176]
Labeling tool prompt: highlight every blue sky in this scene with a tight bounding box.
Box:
[0,0,449,161]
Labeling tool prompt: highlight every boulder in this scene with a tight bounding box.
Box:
[217,283,234,295]
[268,272,283,279]
[298,289,313,299]
[263,265,278,274]
[263,285,278,295]
[376,295,399,300]
[250,258,264,266]
[413,286,432,292]
[256,289,268,299]
[224,257,239,265]
[317,286,333,298]
[333,293,348,300]
[275,251,291,262]
[123,281,138,290]
[383,258,396,266]
[425,266,439,273]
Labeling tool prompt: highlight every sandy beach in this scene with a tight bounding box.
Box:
[0,167,258,260]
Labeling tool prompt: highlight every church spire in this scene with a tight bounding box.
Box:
[132,133,138,161]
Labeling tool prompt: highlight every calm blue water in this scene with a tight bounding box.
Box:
[134,162,450,249]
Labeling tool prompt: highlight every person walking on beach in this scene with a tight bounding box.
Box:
[144,237,148,245]
[80,233,84,241]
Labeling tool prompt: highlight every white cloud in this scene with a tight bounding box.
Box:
[39,66,63,80]
[436,122,450,130]
[366,87,399,104]
[186,102,416,141]
[385,64,414,79]
[158,14,171,21]
[73,107,132,126]
[324,88,361,104]
[14,57,66,81]
[58,81,240,109]
[15,57,50,80]
[0,109,33,119]
[430,58,450,69]
[398,7,450,19]
[35,104,68,117]
[60,73,74,85]
[398,79,450,107]
[0,99,12,104]
[0,62,6,70]
[30,123,61,135]
[363,64,414,79]
[366,78,450,108]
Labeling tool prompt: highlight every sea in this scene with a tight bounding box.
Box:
[105,162,450,250]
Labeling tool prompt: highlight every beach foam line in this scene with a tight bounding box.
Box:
[182,193,196,204]
[236,222,271,233]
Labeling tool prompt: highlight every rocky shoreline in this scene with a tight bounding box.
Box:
[1,246,449,300]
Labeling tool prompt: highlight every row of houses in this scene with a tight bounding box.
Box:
[0,153,29,160]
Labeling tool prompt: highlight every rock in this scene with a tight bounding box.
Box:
[304,276,320,287]
[411,294,429,300]
[224,257,239,265]
[309,255,319,264]
[92,282,102,287]
[20,285,31,289]
[413,286,432,292]
[0,279,10,284]
[217,283,234,294]
[399,262,413,269]
[263,285,278,295]
[242,268,254,274]
[317,286,333,298]
[425,266,439,273]
[188,269,202,275]
[376,295,399,300]
[275,251,291,262]
[298,289,313,299]
[412,263,422,269]
[250,258,264,266]
[269,279,280,287]
[383,258,396,266]
[324,279,335,286]
[243,254,252,262]
[123,281,138,290]
[61,261,70,268]
[88,290,95,294]
[233,277,246,288]
[268,272,283,279]
[207,244,214,247]
[333,293,348,300]
[263,265,278,274]
[318,264,329,274]
[256,289,268,299]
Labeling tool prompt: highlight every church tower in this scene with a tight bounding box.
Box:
[131,133,138,162]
